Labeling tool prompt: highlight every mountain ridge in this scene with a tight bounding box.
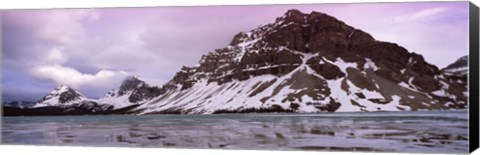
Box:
[442,55,468,75]
[98,76,162,109]
[132,9,467,114]
[3,9,469,116]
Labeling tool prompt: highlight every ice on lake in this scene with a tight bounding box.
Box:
[2,110,469,153]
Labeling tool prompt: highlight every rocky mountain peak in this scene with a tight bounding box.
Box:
[36,84,87,106]
[285,9,303,16]
[99,76,162,107]
[443,55,468,71]
[276,9,338,25]
[175,10,441,91]
[277,9,308,23]
[137,9,468,114]
[442,55,468,76]
[118,76,147,95]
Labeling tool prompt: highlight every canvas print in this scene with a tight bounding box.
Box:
[1,2,471,154]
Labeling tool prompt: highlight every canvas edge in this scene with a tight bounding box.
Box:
[469,1,479,153]
[0,10,4,143]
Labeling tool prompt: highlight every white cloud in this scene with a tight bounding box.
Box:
[32,64,129,89]
[22,9,131,93]
[36,10,97,45]
[45,46,68,64]
[392,7,447,23]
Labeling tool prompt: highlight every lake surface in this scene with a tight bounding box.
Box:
[1,110,469,153]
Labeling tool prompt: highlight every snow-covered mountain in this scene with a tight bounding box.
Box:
[132,9,468,114]
[20,85,114,115]
[98,76,162,109]
[442,55,468,75]
[34,85,89,107]
[5,77,159,116]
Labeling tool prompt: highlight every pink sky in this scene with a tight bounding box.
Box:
[1,1,470,100]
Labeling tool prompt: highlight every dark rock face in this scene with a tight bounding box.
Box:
[129,87,162,103]
[58,89,82,103]
[118,76,146,96]
[62,101,113,114]
[306,57,345,79]
[106,76,162,103]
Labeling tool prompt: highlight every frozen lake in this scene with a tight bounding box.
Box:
[2,110,469,153]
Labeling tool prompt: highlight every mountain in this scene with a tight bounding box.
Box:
[4,85,113,116]
[3,77,159,116]
[438,55,469,107]
[3,85,133,116]
[34,85,89,107]
[442,55,468,75]
[98,76,162,109]
[32,85,115,113]
[132,9,468,114]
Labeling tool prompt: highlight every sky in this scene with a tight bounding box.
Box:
[1,2,470,101]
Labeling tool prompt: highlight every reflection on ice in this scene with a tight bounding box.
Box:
[2,110,468,153]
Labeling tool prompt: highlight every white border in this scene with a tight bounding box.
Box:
[0,0,477,9]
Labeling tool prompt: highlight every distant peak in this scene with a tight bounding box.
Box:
[35,84,86,105]
[118,75,148,95]
[285,9,303,16]
[275,9,338,25]
[442,55,468,71]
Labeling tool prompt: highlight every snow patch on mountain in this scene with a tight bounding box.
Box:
[34,85,89,107]
[97,76,161,109]
[97,90,136,109]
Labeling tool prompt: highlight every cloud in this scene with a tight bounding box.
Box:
[45,46,69,64]
[392,7,447,23]
[2,9,135,99]
[32,64,129,89]
[36,9,99,44]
